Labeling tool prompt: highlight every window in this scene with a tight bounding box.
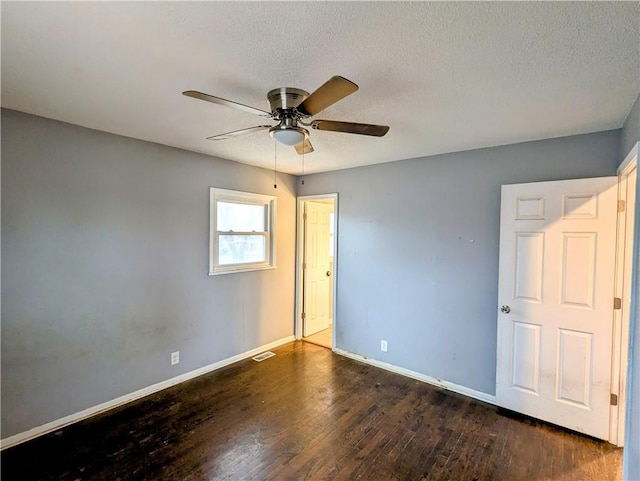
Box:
[210,188,276,275]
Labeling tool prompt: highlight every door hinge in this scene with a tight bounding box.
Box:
[611,393,618,406]
[302,262,307,270]
[618,200,626,213]
[302,312,306,320]
[303,213,307,220]
[614,297,622,310]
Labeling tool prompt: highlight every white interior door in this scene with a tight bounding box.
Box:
[303,201,333,337]
[496,176,617,440]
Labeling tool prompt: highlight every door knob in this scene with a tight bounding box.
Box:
[500,305,511,314]
[326,271,331,277]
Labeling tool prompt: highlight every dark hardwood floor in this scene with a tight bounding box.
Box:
[1,341,621,480]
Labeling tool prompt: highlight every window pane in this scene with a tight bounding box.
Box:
[217,202,266,232]
[218,235,266,265]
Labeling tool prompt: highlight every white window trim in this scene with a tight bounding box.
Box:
[209,187,276,275]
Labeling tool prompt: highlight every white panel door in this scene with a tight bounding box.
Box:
[303,201,333,336]
[496,177,617,440]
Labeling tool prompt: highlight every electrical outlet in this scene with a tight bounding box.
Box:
[381,340,388,352]
[171,351,180,365]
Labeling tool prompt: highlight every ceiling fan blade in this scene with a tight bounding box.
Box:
[183,90,272,118]
[312,120,389,137]
[294,138,314,155]
[206,125,271,141]
[296,76,359,117]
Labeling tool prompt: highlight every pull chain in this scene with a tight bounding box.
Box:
[301,147,305,185]
[273,139,277,189]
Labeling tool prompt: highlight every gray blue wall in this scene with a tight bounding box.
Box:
[300,131,621,396]
[623,90,640,481]
[1,109,297,439]
[621,90,640,162]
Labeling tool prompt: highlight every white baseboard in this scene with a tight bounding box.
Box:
[1,335,295,451]
[334,348,496,405]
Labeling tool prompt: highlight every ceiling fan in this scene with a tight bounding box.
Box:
[182,76,389,155]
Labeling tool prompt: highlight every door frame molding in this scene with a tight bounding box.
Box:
[611,142,639,446]
[295,193,339,348]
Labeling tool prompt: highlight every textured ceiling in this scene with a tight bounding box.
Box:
[2,2,639,174]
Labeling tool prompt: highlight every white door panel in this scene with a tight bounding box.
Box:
[496,176,617,440]
[303,201,333,337]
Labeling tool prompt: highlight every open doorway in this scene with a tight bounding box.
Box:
[296,194,338,350]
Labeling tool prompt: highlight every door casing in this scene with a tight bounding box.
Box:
[611,145,638,445]
[295,194,338,347]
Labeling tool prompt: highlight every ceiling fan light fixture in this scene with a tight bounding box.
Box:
[270,125,308,146]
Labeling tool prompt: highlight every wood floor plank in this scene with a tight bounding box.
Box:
[1,341,622,480]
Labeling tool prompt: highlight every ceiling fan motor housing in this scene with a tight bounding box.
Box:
[267,88,309,116]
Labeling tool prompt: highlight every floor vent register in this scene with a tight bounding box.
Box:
[252,351,276,362]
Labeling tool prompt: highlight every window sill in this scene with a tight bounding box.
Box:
[209,265,276,276]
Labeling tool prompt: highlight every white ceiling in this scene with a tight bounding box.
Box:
[2,2,639,175]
